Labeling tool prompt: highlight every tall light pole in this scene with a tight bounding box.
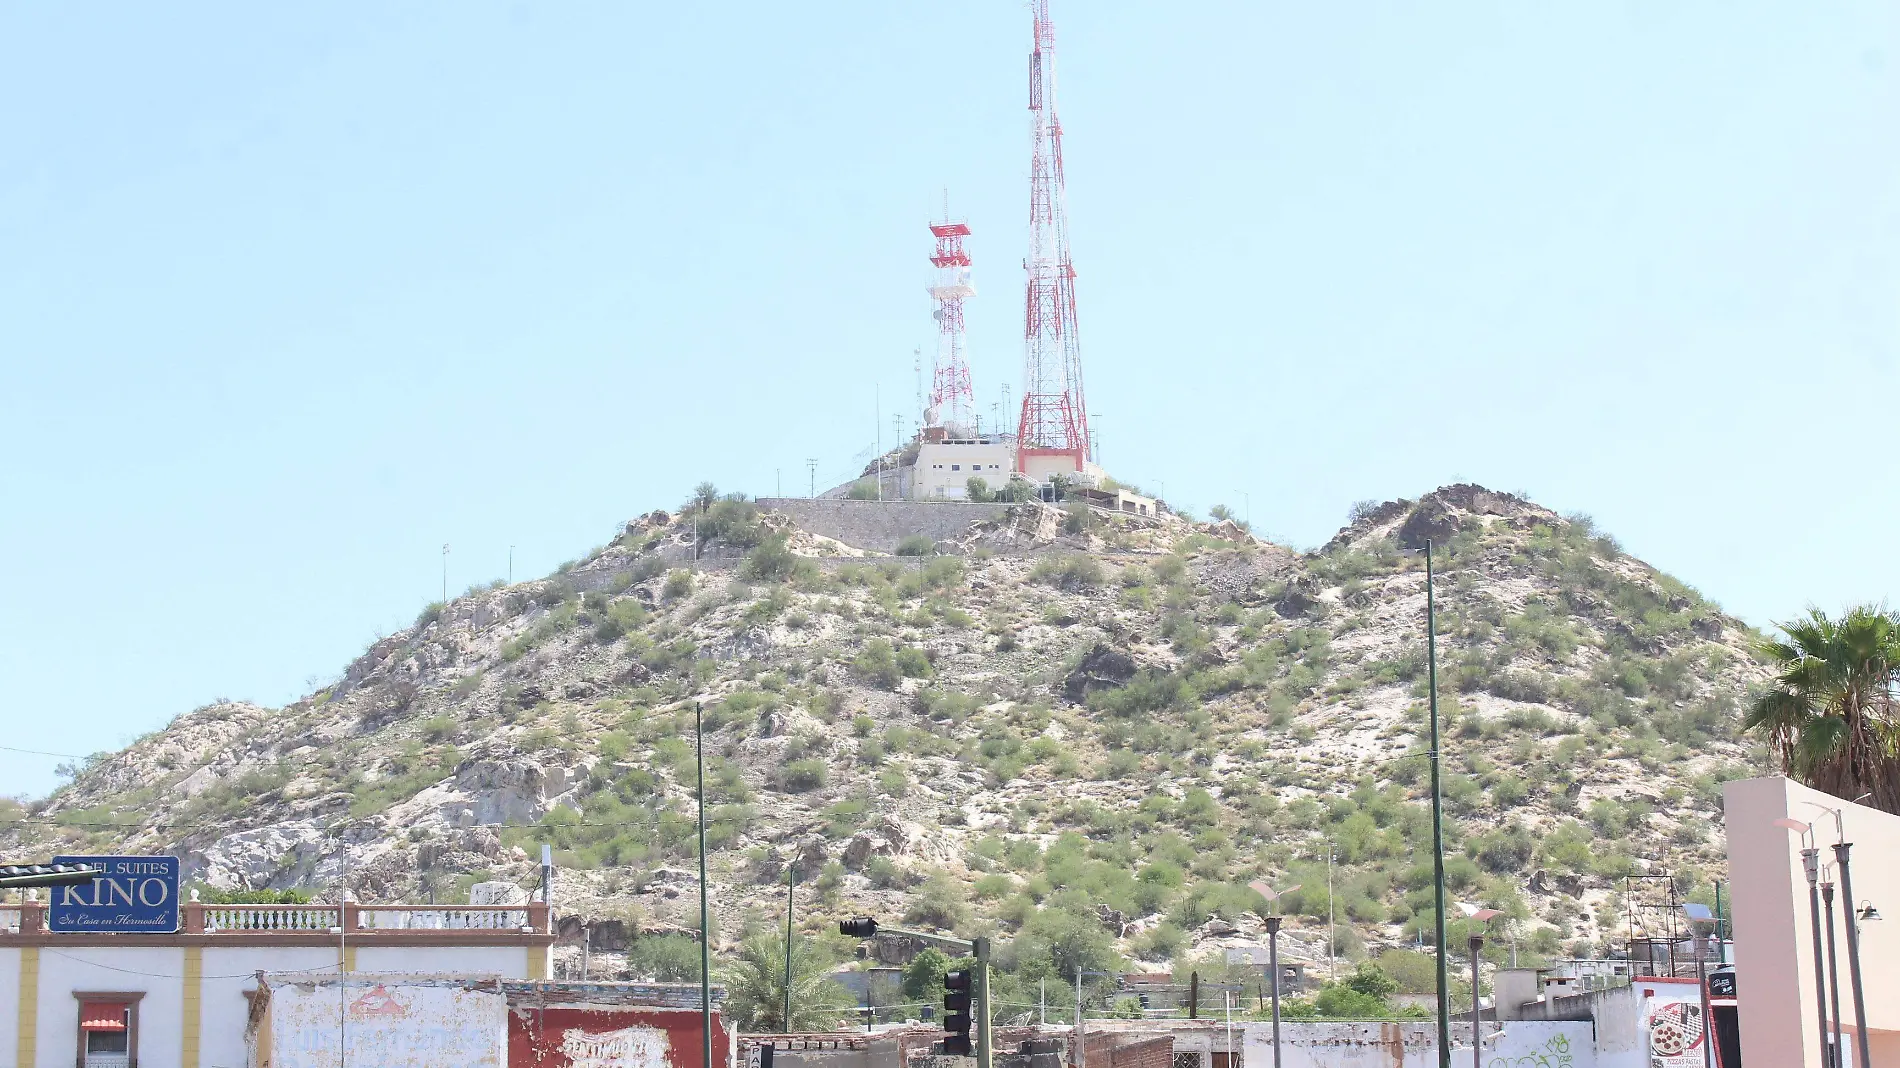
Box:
[441,543,450,605]
[1424,540,1452,1068]
[1250,881,1299,1068]
[1775,818,1832,1068]
[1682,904,1718,1068]
[1823,808,1873,1068]
[782,865,796,1031]
[695,702,713,1068]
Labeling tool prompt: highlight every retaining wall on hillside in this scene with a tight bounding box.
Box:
[754,498,1011,553]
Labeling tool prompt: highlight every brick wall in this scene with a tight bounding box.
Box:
[1082,1032,1174,1068]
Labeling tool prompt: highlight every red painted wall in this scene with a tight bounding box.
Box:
[508,1006,731,1068]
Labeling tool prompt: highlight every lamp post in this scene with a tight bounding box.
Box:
[1832,843,1873,1068]
[1776,817,1832,1068]
[695,701,713,1068]
[1250,881,1300,1068]
[1821,869,1844,1068]
[1458,905,1500,1068]
[1681,904,1718,1068]
[782,865,796,1031]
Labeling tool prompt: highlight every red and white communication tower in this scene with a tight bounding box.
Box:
[1016,0,1089,473]
[927,211,977,436]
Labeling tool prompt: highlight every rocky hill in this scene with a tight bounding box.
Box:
[5,484,1768,988]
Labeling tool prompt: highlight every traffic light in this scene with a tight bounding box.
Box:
[942,968,974,1056]
[839,917,880,939]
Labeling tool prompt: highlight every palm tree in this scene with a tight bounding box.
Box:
[721,930,855,1033]
[1743,605,1900,813]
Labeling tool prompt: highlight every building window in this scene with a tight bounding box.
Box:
[952,465,961,471]
[75,994,140,1068]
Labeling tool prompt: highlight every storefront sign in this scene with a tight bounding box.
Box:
[48,855,180,932]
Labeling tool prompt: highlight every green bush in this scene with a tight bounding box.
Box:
[895,535,937,557]
[1313,984,1387,1018]
[777,758,829,792]
[742,536,806,581]
[847,479,880,500]
[854,640,902,688]
[965,477,991,502]
[593,599,649,642]
[1030,554,1105,589]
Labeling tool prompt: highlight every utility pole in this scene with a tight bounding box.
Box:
[806,459,818,499]
[695,702,713,1068]
[441,544,449,605]
[783,866,796,1031]
[1327,842,1336,982]
[1426,540,1452,1068]
[507,545,514,585]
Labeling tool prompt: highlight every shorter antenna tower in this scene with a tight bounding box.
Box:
[927,200,977,437]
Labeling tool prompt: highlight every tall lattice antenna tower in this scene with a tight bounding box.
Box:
[1016,0,1089,472]
[927,201,977,437]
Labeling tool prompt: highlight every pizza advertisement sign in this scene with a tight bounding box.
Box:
[1646,996,1706,1068]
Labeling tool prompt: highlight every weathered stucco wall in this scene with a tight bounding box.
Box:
[755,499,1010,553]
[259,974,508,1068]
[1239,1021,1593,1068]
[507,1004,730,1068]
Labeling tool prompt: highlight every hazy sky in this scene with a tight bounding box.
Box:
[5,2,1898,797]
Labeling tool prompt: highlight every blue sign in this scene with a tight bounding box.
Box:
[48,855,180,933]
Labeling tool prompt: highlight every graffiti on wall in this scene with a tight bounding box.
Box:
[1488,1032,1574,1068]
[560,1025,672,1068]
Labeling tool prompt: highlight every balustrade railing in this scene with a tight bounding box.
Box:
[0,900,548,936]
[202,905,341,932]
[358,906,531,930]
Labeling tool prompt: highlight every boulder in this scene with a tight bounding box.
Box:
[1062,643,1138,702]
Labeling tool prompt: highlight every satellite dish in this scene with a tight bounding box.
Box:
[933,309,945,321]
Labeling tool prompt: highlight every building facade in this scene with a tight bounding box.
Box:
[0,896,552,1068]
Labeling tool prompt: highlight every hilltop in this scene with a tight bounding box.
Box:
[7,484,1768,987]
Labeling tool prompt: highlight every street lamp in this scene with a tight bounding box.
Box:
[1806,800,1873,1068]
[1774,816,1832,1068]
[1458,905,1500,1068]
[1681,904,1718,1068]
[1249,881,1300,1068]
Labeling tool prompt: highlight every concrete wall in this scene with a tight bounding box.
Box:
[1725,775,1900,1067]
[261,973,509,1068]
[913,442,1014,500]
[754,499,1010,553]
[1239,1021,1592,1068]
[0,942,543,1068]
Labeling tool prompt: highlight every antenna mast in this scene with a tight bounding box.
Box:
[927,198,978,437]
[1016,0,1089,473]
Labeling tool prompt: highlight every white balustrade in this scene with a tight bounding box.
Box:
[202,905,341,932]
